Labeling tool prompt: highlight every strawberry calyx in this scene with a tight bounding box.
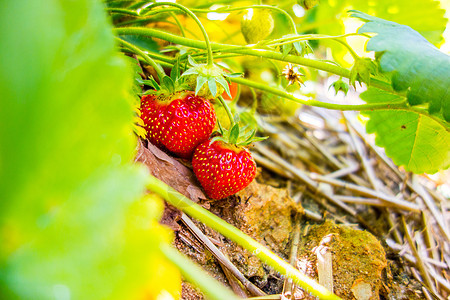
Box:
[181,56,242,99]
[279,34,313,57]
[329,78,349,96]
[141,59,190,97]
[349,57,378,88]
[212,117,267,147]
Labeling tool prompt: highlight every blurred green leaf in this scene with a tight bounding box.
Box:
[352,10,450,121]
[0,0,179,299]
[314,0,447,65]
[361,88,450,174]
[119,35,160,52]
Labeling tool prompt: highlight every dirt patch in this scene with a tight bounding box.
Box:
[297,220,387,299]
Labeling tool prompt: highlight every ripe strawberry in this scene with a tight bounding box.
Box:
[140,91,216,158]
[192,140,257,200]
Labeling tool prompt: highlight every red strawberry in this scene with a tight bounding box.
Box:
[192,140,257,200]
[140,91,216,158]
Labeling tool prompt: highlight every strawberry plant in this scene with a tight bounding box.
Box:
[2,0,449,299]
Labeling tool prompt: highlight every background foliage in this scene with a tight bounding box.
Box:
[0,0,179,299]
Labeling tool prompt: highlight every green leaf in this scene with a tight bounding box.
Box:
[123,55,143,95]
[314,0,447,66]
[0,0,178,298]
[361,88,450,174]
[119,34,159,52]
[351,10,450,121]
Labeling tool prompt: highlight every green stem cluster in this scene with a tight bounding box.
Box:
[111,11,448,130]
[114,27,449,126]
[113,27,392,91]
[115,37,166,80]
[140,2,214,67]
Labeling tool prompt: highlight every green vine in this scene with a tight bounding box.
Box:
[113,26,394,92]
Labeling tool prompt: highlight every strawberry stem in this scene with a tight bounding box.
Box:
[116,37,166,81]
[139,2,214,67]
[218,95,235,127]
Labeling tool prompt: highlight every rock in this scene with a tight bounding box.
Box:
[297,220,387,299]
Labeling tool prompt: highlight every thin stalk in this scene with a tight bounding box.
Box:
[192,5,298,34]
[218,95,235,126]
[115,37,166,80]
[132,55,173,69]
[264,33,368,48]
[229,77,407,112]
[147,176,341,300]
[106,7,140,16]
[160,244,240,300]
[115,9,180,27]
[140,2,214,67]
[120,47,175,64]
[169,11,186,37]
[333,39,359,60]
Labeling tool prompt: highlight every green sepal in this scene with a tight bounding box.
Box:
[188,55,199,67]
[181,63,230,99]
[170,58,180,82]
[207,77,217,98]
[180,68,197,77]
[239,136,268,146]
[196,75,208,96]
[229,123,240,145]
[238,127,255,142]
[142,89,156,95]
[282,43,293,58]
[216,75,231,98]
[294,40,313,56]
[162,75,175,93]
[329,78,349,95]
[210,135,228,145]
[216,118,225,136]
[140,77,160,91]
[280,34,313,57]
[349,57,378,87]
